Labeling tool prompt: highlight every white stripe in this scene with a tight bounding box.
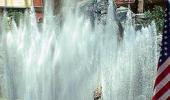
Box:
[157,57,170,78]
[158,89,170,100]
[154,73,170,95]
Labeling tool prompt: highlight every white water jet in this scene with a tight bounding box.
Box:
[0,0,157,100]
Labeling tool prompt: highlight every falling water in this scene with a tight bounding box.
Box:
[0,0,158,100]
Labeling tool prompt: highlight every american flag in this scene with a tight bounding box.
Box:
[152,1,170,100]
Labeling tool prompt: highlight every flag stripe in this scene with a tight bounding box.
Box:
[158,89,170,100]
[154,65,170,88]
[152,82,170,100]
[157,57,170,75]
[154,73,170,95]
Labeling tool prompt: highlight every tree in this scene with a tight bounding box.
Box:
[144,0,161,3]
[138,0,144,13]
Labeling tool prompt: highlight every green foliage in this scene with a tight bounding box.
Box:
[144,0,160,3]
[144,6,165,33]
[7,9,24,25]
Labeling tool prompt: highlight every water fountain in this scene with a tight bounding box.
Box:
[0,0,157,100]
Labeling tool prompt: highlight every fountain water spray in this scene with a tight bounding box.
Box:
[0,0,157,100]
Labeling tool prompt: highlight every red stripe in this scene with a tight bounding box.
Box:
[154,65,170,88]
[166,96,170,100]
[152,82,170,100]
